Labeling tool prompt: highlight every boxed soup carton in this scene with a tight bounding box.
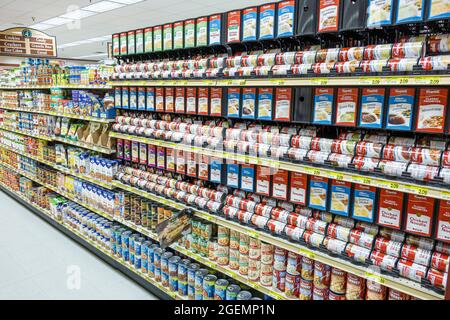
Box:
[242,6,259,41]
[226,10,242,43]
[259,3,277,40]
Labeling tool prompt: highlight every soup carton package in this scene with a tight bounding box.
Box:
[186,152,198,178]
[335,87,359,126]
[329,179,352,217]
[427,0,450,21]
[272,169,289,201]
[358,87,387,129]
[176,149,186,175]
[196,17,208,47]
[156,146,166,169]
[240,164,256,192]
[209,13,226,45]
[135,29,144,54]
[366,0,396,28]
[146,87,155,111]
[153,25,163,52]
[210,87,225,117]
[313,87,335,125]
[256,165,272,196]
[184,19,196,48]
[257,87,274,120]
[120,32,127,55]
[273,87,314,123]
[386,88,415,131]
[210,157,225,184]
[197,87,210,115]
[227,87,241,118]
[121,87,129,109]
[165,87,175,113]
[139,142,147,165]
[144,27,153,53]
[129,87,137,110]
[175,87,186,113]
[318,0,341,33]
[404,194,436,237]
[198,154,210,180]
[308,176,330,211]
[289,172,308,205]
[242,6,259,41]
[137,87,146,111]
[415,88,449,134]
[226,10,242,43]
[114,87,122,109]
[166,148,176,172]
[186,87,198,114]
[436,200,450,243]
[352,183,378,223]
[147,144,156,168]
[112,34,120,56]
[377,189,405,230]
[127,30,135,55]
[226,160,240,188]
[396,0,425,24]
[173,21,184,49]
[155,87,164,112]
[277,0,297,38]
[259,3,277,40]
[163,23,173,51]
[241,88,257,119]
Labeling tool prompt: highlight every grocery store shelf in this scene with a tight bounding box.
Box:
[0,143,115,190]
[115,216,289,300]
[0,106,115,123]
[0,125,53,141]
[0,182,177,300]
[109,132,450,202]
[0,84,112,90]
[112,180,444,301]
[110,74,449,87]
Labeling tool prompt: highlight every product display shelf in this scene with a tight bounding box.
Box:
[0,181,179,300]
[0,84,112,90]
[111,74,449,87]
[0,126,53,141]
[0,144,115,190]
[52,136,116,155]
[111,180,444,301]
[109,132,450,202]
[0,161,113,221]
[0,106,115,124]
[115,216,289,300]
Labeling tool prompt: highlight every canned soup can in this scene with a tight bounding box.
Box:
[202,275,217,300]
[226,284,241,300]
[214,279,229,300]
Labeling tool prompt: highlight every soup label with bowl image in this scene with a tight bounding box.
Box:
[259,3,276,39]
[335,88,358,126]
[416,88,448,133]
[396,0,425,24]
[256,166,272,196]
[227,87,241,118]
[153,26,162,52]
[144,27,153,52]
[227,161,240,189]
[289,172,308,205]
[377,189,404,230]
[274,87,292,121]
[241,164,256,192]
[196,17,208,47]
[242,7,258,41]
[386,88,415,131]
[313,88,334,125]
[428,0,450,20]
[277,0,295,37]
[163,23,173,51]
[308,176,329,211]
[241,88,257,119]
[184,19,195,48]
[210,88,223,116]
[318,0,340,33]
[405,194,435,237]
[436,200,450,242]
[227,10,241,43]
[272,169,289,201]
[173,22,184,49]
[352,184,377,223]
[330,180,351,217]
[359,88,386,129]
[367,0,394,27]
[209,14,223,45]
[257,88,274,120]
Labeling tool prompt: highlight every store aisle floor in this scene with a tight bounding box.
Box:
[0,191,158,300]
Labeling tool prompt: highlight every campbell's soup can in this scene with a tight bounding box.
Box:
[285,272,301,298]
[301,257,314,281]
[427,269,448,288]
[299,278,313,300]
[260,263,273,287]
[401,244,432,266]
[274,247,287,271]
[313,287,329,300]
[286,252,302,275]
[366,280,387,300]
[261,243,274,264]
[313,261,331,289]
[330,268,347,294]
[397,259,428,282]
[328,290,346,300]
[374,237,402,257]
[388,288,410,300]
[345,274,365,300]
[431,252,450,272]
[273,269,286,292]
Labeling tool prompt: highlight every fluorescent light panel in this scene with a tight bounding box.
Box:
[29,23,54,30]
[60,9,97,20]
[111,0,145,4]
[83,1,125,13]
[41,17,72,26]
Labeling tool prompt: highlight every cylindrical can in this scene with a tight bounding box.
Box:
[214,279,229,300]
[248,258,261,282]
[177,259,190,296]
[168,256,181,292]
[286,252,302,275]
[216,244,230,266]
[388,288,410,300]
[148,244,158,277]
[161,252,173,288]
[301,257,314,281]
[273,269,286,292]
[194,269,209,300]
[374,237,402,257]
[345,274,365,300]
[328,291,346,300]
[397,259,428,282]
[187,263,200,299]
[427,268,448,288]
[285,272,301,298]
[239,234,250,255]
[230,248,240,270]
[313,261,331,289]
[366,280,387,300]
[202,274,217,300]
[261,243,274,265]
[330,268,347,295]
[299,279,313,300]
[313,287,328,300]
[274,247,287,271]
[401,244,432,266]
[217,226,230,246]
[230,230,240,249]
[260,263,273,287]
[226,284,241,300]
[431,252,450,273]
[237,290,252,300]
[239,253,249,276]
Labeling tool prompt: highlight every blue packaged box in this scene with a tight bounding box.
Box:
[359,88,386,128]
[386,88,415,131]
[138,87,146,110]
[240,164,255,192]
[329,180,352,217]
[352,184,377,223]
[226,162,240,189]
[308,176,329,211]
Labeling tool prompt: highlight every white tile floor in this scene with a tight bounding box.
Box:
[0,191,158,300]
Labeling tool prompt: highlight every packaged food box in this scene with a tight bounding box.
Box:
[166,148,176,172]
[146,87,155,111]
[277,0,297,38]
[196,16,208,47]
[175,87,185,113]
[272,169,289,201]
[436,200,450,243]
[241,88,257,119]
[340,0,367,31]
[210,87,225,117]
[186,87,197,114]
[318,0,341,33]
[297,0,317,36]
[156,146,165,169]
[120,32,127,55]
[240,164,256,192]
[404,194,436,237]
[139,142,147,165]
[256,166,272,196]
[114,87,122,109]
[209,13,225,45]
[334,87,359,126]
[153,25,163,52]
[127,30,136,55]
[352,184,378,223]
[197,87,209,115]
[329,179,352,217]
[258,3,277,40]
[184,19,196,48]
[144,27,153,53]
[313,88,335,125]
[396,0,425,24]
[289,172,308,205]
[198,154,210,180]
[165,87,174,113]
[121,87,129,109]
[427,0,450,21]
[172,21,184,49]
[210,157,225,184]
[163,23,173,51]
[112,34,120,56]
[175,149,186,174]
[367,0,395,28]
[226,161,240,188]
[227,10,242,43]
[155,87,164,112]
[359,88,387,129]
[135,29,144,54]
[137,87,146,111]
[386,88,415,131]
[416,88,449,134]
[242,6,258,41]
[257,87,274,120]
[186,152,197,177]
[377,189,404,230]
[227,87,241,118]
[308,176,329,211]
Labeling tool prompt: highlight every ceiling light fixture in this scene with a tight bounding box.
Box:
[40,17,72,26]
[82,1,126,13]
[60,9,97,20]
[29,23,54,30]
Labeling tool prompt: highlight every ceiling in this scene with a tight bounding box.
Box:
[0,0,270,60]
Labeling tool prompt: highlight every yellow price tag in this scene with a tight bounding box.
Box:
[389,182,399,190]
[365,272,385,284]
[299,248,315,259]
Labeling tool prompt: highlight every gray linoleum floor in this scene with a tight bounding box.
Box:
[0,191,158,300]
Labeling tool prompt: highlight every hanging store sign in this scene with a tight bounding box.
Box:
[0,27,57,57]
